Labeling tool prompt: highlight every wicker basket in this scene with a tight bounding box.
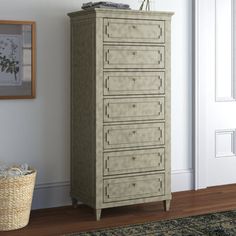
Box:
[0,169,36,231]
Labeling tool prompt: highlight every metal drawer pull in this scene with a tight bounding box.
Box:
[132,130,136,135]
[132,156,136,160]
[132,52,136,56]
[132,183,136,187]
[132,104,136,108]
[132,78,136,82]
[132,25,136,29]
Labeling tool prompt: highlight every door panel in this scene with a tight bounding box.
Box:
[207,0,236,187]
[196,0,236,188]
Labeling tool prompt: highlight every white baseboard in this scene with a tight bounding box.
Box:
[32,181,71,210]
[32,169,194,209]
[171,169,194,192]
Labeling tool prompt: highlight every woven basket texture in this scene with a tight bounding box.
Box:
[0,170,36,231]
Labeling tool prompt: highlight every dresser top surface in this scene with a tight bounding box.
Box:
[68,8,174,19]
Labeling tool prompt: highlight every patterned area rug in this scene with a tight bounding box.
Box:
[66,210,236,236]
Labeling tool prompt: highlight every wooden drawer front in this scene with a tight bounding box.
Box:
[104,97,165,122]
[104,174,164,202]
[104,45,165,69]
[104,72,165,96]
[104,18,165,43]
[104,148,165,176]
[104,123,164,149]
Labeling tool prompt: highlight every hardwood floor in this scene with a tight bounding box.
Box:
[1,184,236,236]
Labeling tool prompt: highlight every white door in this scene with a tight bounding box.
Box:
[195,0,236,188]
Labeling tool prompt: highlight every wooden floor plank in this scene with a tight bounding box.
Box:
[1,184,236,236]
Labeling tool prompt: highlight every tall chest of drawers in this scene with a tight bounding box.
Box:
[68,9,173,220]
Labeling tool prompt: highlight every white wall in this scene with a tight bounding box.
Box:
[0,0,193,209]
[156,0,193,191]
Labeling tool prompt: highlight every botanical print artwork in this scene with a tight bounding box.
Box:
[0,35,22,86]
[0,21,35,98]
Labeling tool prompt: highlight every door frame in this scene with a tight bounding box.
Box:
[194,0,213,190]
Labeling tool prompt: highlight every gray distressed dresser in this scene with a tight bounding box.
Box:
[68,8,174,221]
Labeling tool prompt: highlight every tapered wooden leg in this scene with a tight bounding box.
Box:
[164,200,171,211]
[72,198,78,208]
[95,209,102,221]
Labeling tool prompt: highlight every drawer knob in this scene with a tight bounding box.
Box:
[132,156,136,160]
[132,183,136,187]
[132,25,136,29]
[132,52,136,56]
[132,104,136,108]
[132,130,136,135]
[132,78,136,82]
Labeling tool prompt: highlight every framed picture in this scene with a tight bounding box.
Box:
[0,20,35,99]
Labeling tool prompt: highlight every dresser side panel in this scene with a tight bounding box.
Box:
[164,19,172,198]
[70,18,96,207]
[95,16,104,209]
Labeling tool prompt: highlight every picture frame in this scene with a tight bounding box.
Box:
[0,20,35,99]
